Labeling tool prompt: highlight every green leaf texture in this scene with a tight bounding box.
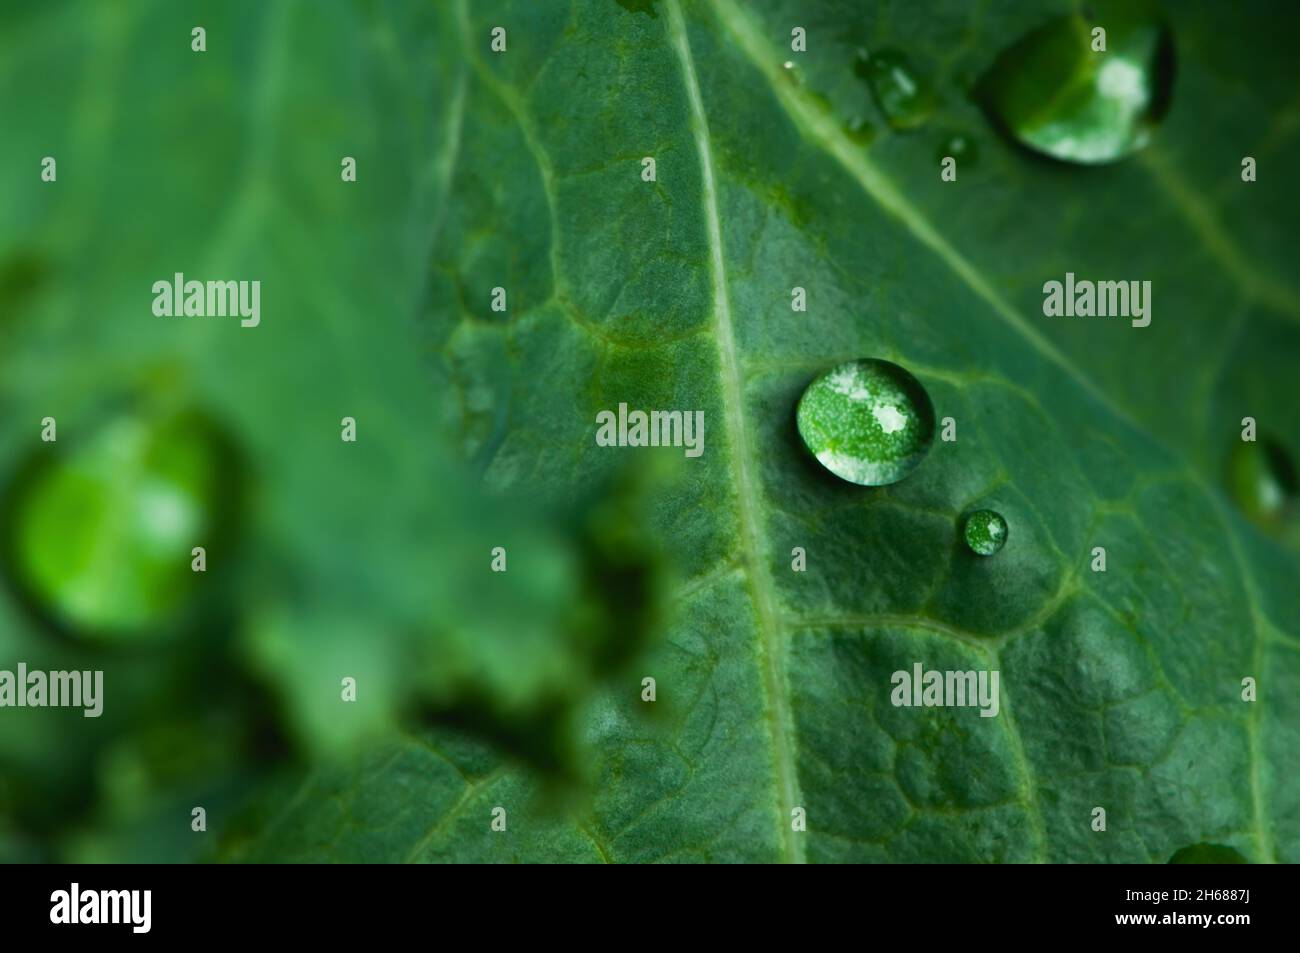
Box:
[255,0,1300,862]
[1,0,1297,863]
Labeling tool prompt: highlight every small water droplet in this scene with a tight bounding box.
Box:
[2,409,241,641]
[976,4,1174,164]
[843,116,877,146]
[1227,436,1297,527]
[1169,843,1248,864]
[796,359,936,486]
[854,48,936,131]
[806,89,834,114]
[962,509,1008,556]
[936,131,979,165]
[774,60,806,90]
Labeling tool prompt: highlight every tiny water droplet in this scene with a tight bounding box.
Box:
[962,509,1008,556]
[1227,436,1297,527]
[854,48,936,131]
[779,60,803,86]
[976,4,1174,164]
[796,358,936,486]
[843,116,877,146]
[2,409,241,641]
[806,89,834,114]
[936,131,979,165]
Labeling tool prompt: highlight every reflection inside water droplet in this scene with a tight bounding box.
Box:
[796,359,937,486]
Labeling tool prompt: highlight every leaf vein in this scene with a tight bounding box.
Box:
[665,0,804,864]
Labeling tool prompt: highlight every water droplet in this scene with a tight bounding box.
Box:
[796,359,936,486]
[1227,436,1297,527]
[2,409,241,641]
[779,60,803,87]
[962,509,1008,556]
[1169,843,1248,864]
[843,116,877,146]
[936,131,978,166]
[976,5,1174,164]
[854,48,936,131]
[805,89,834,114]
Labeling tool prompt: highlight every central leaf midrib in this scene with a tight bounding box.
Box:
[665,0,805,864]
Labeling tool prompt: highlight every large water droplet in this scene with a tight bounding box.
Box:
[963,509,1008,556]
[1227,436,1297,526]
[796,359,936,486]
[976,4,1174,164]
[2,409,241,641]
[854,48,936,131]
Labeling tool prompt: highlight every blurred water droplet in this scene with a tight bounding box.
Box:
[854,48,936,131]
[962,509,1008,556]
[2,409,242,642]
[844,116,877,146]
[796,359,936,486]
[976,4,1174,164]
[1227,436,1297,527]
[937,131,979,165]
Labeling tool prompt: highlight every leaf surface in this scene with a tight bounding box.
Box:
[1,0,1297,864]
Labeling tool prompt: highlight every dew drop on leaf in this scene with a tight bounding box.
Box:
[1,409,241,641]
[796,358,937,486]
[854,48,936,131]
[962,509,1008,556]
[936,131,979,166]
[843,116,877,146]
[1227,435,1298,527]
[976,2,1174,164]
